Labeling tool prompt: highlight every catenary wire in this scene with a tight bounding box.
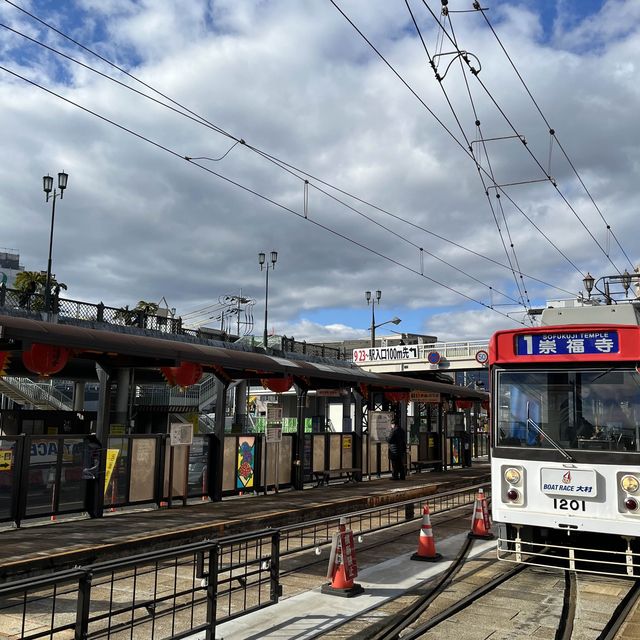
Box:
[417,0,623,275]
[0,63,527,326]
[475,4,635,271]
[405,0,530,312]
[328,0,585,280]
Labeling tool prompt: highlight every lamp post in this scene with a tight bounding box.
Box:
[42,171,68,319]
[259,251,277,347]
[583,271,640,305]
[365,290,381,347]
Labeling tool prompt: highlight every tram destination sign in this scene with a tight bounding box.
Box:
[516,331,619,356]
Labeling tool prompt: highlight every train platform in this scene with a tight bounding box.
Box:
[0,464,489,581]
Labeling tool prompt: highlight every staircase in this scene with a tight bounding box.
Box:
[0,376,73,410]
[135,374,222,412]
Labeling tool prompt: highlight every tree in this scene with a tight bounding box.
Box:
[115,301,159,326]
[134,300,159,315]
[14,271,67,310]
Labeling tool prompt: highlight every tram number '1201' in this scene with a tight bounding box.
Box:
[552,498,586,511]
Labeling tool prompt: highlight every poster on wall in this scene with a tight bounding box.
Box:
[236,436,255,490]
[368,411,394,442]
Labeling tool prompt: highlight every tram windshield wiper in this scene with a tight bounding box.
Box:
[527,401,575,462]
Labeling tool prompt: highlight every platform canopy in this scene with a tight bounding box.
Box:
[0,314,487,400]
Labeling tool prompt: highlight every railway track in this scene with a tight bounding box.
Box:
[311,541,640,640]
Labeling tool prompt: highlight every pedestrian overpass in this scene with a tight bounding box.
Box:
[352,340,489,375]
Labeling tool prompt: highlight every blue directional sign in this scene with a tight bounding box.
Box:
[516,331,619,356]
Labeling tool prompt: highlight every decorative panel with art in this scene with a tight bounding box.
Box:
[236,436,256,490]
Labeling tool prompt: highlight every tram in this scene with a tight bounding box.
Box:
[490,301,640,576]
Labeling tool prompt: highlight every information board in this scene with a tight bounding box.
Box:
[266,426,282,443]
[170,423,193,447]
[266,405,283,423]
[369,411,394,441]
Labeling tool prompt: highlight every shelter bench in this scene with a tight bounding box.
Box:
[411,460,443,474]
[313,467,362,487]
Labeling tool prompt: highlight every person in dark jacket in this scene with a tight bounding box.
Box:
[387,423,407,480]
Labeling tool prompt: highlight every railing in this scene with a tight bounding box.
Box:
[0,284,342,358]
[0,376,73,410]
[426,340,489,359]
[279,482,490,556]
[0,528,280,640]
[348,339,490,364]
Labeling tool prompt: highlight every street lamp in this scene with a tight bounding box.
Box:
[365,290,380,347]
[582,271,640,305]
[42,171,68,319]
[259,251,277,347]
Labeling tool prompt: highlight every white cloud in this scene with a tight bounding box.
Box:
[0,0,637,343]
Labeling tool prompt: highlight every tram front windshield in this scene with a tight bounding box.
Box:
[496,368,640,452]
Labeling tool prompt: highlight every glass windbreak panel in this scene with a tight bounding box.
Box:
[188,436,209,497]
[496,368,640,452]
[57,438,86,513]
[25,438,59,517]
[0,439,17,521]
[105,437,129,505]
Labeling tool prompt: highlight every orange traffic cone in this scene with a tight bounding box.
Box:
[411,505,442,562]
[468,488,494,539]
[321,517,364,597]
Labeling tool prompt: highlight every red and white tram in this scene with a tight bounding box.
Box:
[490,302,640,576]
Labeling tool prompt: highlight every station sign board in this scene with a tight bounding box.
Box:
[316,389,343,397]
[352,345,419,364]
[409,391,441,403]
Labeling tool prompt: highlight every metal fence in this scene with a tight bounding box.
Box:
[0,528,280,640]
[278,482,490,557]
[0,431,488,527]
[0,284,341,358]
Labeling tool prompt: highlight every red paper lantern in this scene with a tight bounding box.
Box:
[455,399,474,410]
[384,391,410,403]
[261,376,293,393]
[161,362,203,388]
[481,400,490,411]
[22,343,70,376]
[0,351,10,376]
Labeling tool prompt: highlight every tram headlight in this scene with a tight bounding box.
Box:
[621,475,640,494]
[504,468,521,485]
[624,497,638,511]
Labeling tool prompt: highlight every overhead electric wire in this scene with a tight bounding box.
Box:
[1,3,579,304]
[328,0,585,281]
[417,0,623,276]
[444,8,531,310]
[405,0,530,312]
[0,63,527,326]
[0,16,542,308]
[0,17,567,312]
[475,4,635,271]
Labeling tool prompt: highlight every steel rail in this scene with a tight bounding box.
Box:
[597,579,640,640]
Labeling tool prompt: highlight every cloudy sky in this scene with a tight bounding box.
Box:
[1,0,638,343]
